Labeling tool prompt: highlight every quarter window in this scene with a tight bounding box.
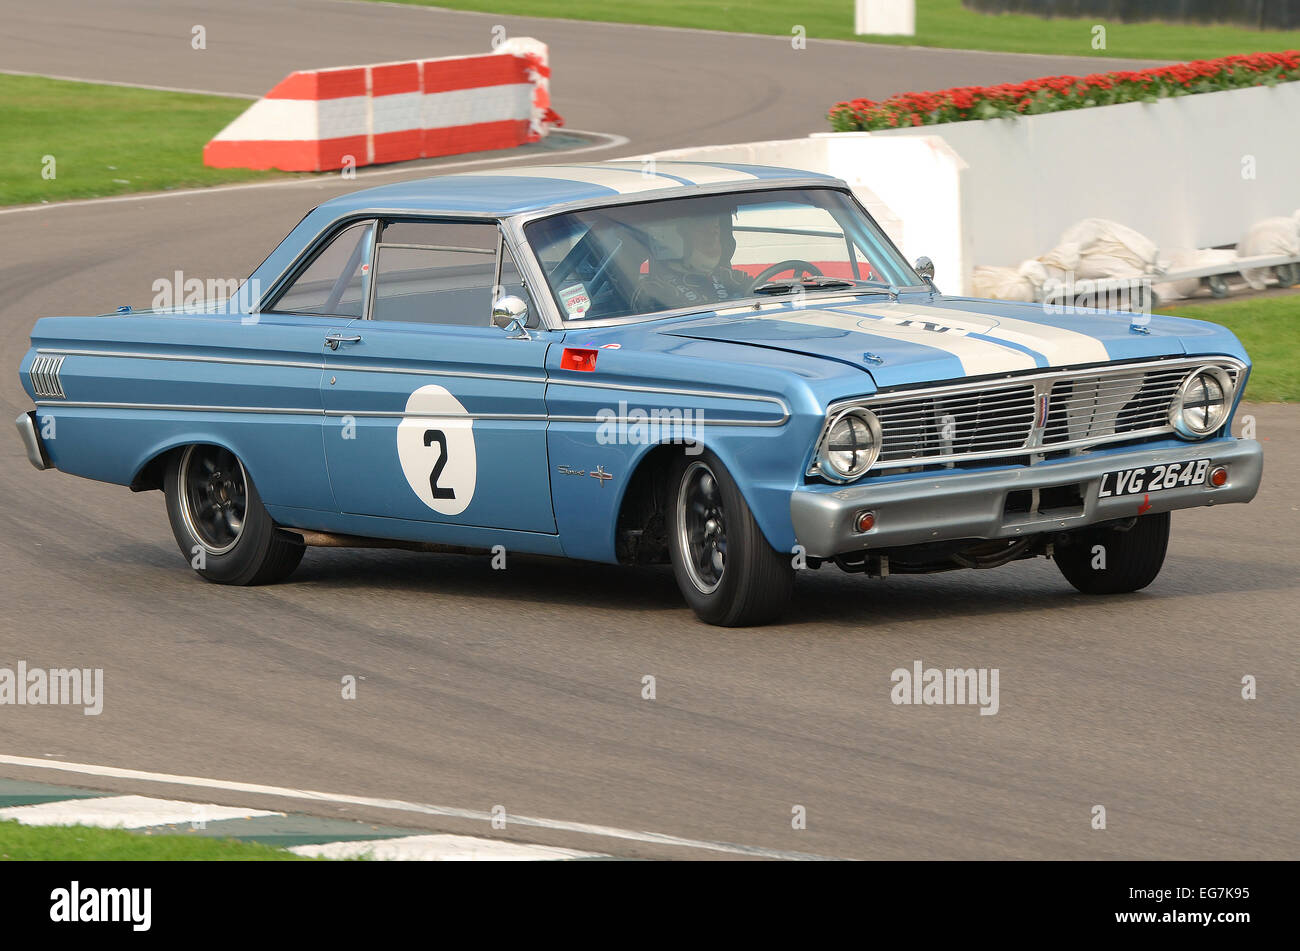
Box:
[272,220,374,317]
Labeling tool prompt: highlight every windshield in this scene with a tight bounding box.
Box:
[523,187,917,322]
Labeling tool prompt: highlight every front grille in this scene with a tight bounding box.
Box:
[1044,365,1192,445]
[29,354,66,399]
[824,358,1243,473]
[873,383,1037,463]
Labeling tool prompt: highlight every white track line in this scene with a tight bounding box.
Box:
[0,68,259,98]
[290,834,601,861]
[0,754,834,860]
[0,130,628,217]
[0,795,280,829]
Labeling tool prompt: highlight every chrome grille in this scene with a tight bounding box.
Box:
[831,358,1244,473]
[873,383,1037,462]
[29,354,66,399]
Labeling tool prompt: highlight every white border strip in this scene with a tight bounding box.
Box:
[0,68,259,99]
[0,754,835,860]
[0,795,281,829]
[289,834,602,861]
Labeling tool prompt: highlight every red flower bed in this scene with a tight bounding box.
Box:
[829,51,1300,131]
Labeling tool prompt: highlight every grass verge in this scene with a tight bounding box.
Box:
[369,0,1300,62]
[0,820,315,860]
[0,74,284,206]
[1159,295,1300,402]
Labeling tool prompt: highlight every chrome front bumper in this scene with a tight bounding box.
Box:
[790,438,1263,558]
[14,412,52,471]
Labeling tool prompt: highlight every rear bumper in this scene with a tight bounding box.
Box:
[790,437,1263,558]
[14,412,52,471]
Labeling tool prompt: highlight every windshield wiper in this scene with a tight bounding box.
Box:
[752,276,887,295]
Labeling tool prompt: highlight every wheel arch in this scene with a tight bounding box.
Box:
[611,434,797,564]
[129,434,261,494]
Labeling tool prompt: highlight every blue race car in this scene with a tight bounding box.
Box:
[15,162,1263,625]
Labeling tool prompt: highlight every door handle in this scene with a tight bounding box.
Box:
[324,333,362,351]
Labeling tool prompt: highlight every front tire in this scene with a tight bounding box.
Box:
[164,445,304,585]
[1053,512,1170,594]
[667,451,794,626]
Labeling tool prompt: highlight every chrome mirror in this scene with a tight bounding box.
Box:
[914,256,935,283]
[491,295,530,339]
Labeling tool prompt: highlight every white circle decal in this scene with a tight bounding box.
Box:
[396,384,477,516]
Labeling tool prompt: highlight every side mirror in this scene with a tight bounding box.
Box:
[492,295,530,339]
[914,256,935,283]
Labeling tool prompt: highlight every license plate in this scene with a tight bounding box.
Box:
[1098,459,1209,498]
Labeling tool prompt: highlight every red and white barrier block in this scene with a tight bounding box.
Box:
[203,38,562,172]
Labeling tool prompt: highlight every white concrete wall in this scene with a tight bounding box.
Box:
[638,83,1300,295]
[870,82,1300,272]
[637,135,969,292]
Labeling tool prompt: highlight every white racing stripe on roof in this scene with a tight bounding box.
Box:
[605,161,761,185]
[456,164,683,194]
[768,306,1038,376]
[290,834,603,861]
[887,303,1111,366]
[0,795,281,829]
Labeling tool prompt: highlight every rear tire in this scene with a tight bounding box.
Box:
[1053,512,1170,595]
[667,451,794,626]
[164,445,304,585]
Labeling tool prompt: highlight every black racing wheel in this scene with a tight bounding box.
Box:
[750,259,823,289]
[164,444,304,585]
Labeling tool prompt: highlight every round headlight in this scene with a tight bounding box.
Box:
[818,407,881,482]
[1170,366,1233,439]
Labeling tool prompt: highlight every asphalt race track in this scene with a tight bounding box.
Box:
[0,0,1296,859]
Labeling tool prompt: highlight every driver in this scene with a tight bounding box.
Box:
[631,211,750,312]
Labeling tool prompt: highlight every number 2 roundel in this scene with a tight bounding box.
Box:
[396,385,477,516]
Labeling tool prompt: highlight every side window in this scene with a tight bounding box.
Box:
[370,220,499,325]
[272,221,374,316]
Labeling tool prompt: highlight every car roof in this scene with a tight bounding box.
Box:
[313,161,842,218]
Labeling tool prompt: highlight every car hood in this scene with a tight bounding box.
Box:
[656,294,1243,389]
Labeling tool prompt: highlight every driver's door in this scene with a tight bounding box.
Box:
[317,218,556,533]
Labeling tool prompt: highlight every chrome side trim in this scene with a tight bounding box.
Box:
[34,401,324,416]
[38,348,545,384]
[39,348,324,371]
[33,401,784,427]
[545,414,782,428]
[547,377,791,424]
[35,348,790,418]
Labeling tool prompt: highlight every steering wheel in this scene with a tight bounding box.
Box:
[750,259,823,290]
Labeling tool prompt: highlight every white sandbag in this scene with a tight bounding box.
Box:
[1237,210,1300,290]
[1153,247,1237,301]
[972,265,1036,301]
[1054,218,1164,279]
[1037,241,1081,276]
